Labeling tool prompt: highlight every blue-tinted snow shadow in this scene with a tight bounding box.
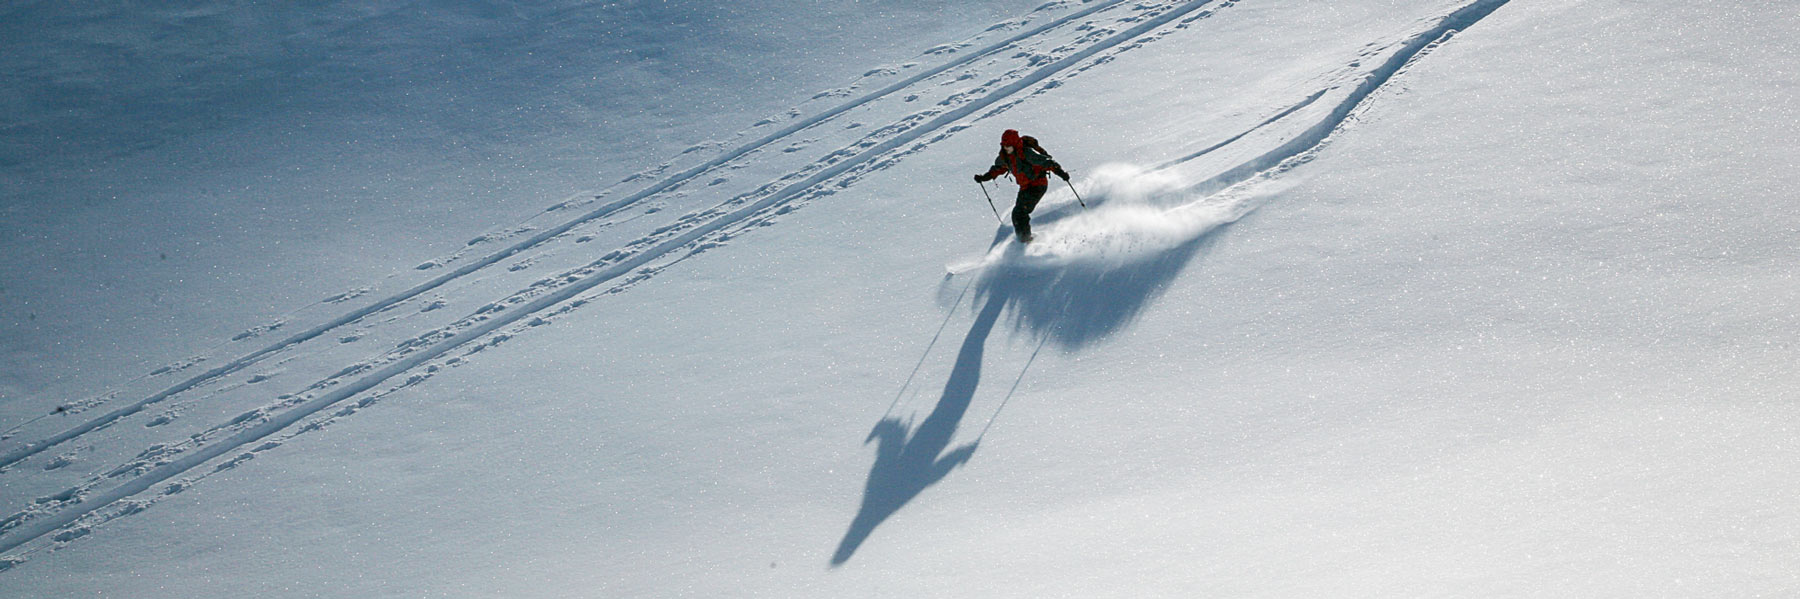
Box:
[832,184,1246,567]
[972,176,1249,351]
[977,211,1221,351]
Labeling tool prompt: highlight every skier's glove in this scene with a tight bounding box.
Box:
[973,174,989,183]
[1054,168,1070,181]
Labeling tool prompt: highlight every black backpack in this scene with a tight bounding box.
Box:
[1020,135,1051,159]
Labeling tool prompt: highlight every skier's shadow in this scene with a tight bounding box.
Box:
[832,197,1237,567]
[830,286,1008,567]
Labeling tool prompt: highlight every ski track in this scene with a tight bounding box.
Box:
[0,0,1249,563]
[1152,87,1329,171]
[1179,0,1514,195]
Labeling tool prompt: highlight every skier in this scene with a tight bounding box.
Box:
[973,129,1069,243]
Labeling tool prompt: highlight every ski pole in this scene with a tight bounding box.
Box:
[1064,177,1087,209]
[976,180,1004,224]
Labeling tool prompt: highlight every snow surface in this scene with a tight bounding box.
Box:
[3,0,1799,596]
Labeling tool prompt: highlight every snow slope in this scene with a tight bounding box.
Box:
[4,0,1799,596]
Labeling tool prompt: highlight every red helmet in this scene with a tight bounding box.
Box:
[1001,129,1022,148]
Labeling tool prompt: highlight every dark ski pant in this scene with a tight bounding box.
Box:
[1012,184,1048,241]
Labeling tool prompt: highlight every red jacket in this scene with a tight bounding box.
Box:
[981,132,1064,188]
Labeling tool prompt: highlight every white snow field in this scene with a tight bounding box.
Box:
[3,0,1798,596]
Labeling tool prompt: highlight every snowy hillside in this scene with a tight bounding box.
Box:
[3,0,1798,596]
